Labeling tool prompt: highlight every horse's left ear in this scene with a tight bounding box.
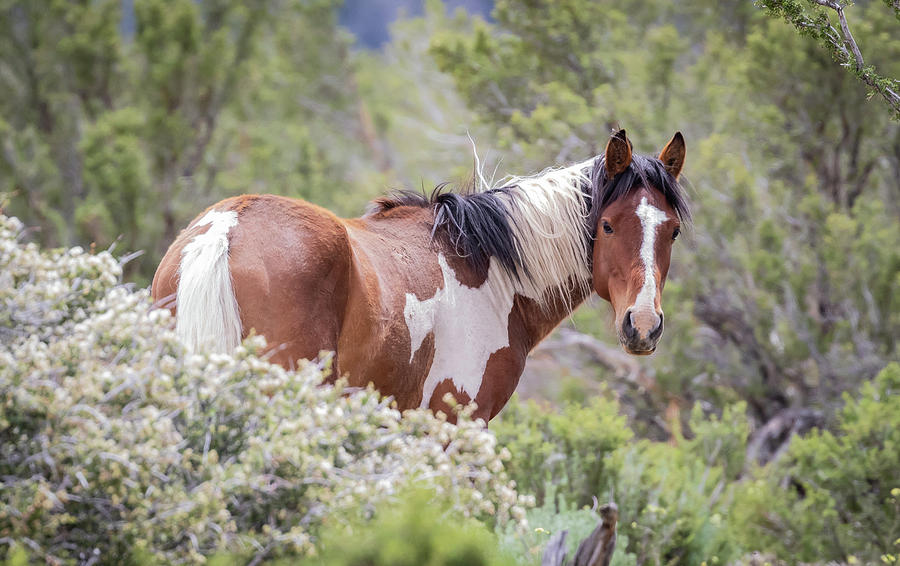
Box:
[659,132,685,179]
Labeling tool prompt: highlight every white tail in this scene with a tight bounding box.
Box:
[176,209,242,353]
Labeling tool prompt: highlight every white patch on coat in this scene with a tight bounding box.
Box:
[176,209,242,353]
[405,254,515,408]
[631,197,668,313]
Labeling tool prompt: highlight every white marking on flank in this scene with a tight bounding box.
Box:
[631,197,668,313]
[404,254,515,408]
[176,209,242,353]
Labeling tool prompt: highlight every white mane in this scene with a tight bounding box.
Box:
[486,158,597,309]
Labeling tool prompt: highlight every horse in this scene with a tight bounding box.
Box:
[151,129,689,422]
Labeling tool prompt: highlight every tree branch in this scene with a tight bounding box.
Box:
[809,0,900,115]
[809,1,861,68]
[759,0,900,117]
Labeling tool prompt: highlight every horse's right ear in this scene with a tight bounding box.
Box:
[605,129,632,179]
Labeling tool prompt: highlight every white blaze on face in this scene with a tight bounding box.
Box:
[404,254,514,408]
[631,197,668,313]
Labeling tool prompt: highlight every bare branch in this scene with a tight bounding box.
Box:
[809,1,900,115]
[760,0,900,116]
[812,0,865,69]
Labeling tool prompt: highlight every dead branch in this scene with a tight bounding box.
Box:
[744,407,823,467]
[542,503,619,566]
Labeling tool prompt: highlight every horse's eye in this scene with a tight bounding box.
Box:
[602,222,614,235]
[673,227,681,240]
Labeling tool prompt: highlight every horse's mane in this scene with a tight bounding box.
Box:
[368,154,691,301]
[588,153,690,225]
[370,182,527,281]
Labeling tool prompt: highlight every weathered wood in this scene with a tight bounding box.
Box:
[572,503,618,566]
[541,502,619,566]
[541,531,570,566]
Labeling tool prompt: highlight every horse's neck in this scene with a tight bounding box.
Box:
[512,279,592,353]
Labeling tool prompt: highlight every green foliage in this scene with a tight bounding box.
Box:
[494,395,751,564]
[1,548,27,566]
[732,363,900,563]
[78,108,151,249]
[492,396,632,506]
[611,403,750,566]
[498,388,897,564]
[430,0,687,164]
[293,490,518,566]
[0,215,527,564]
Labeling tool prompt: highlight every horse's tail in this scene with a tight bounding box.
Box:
[175,210,242,353]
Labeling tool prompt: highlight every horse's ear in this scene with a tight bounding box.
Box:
[659,132,686,179]
[605,129,633,179]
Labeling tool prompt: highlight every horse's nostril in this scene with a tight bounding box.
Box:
[622,310,638,340]
[648,313,664,341]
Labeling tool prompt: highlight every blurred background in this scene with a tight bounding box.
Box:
[1,0,898,562]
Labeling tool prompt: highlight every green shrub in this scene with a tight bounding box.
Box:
[293,489,519,566]
[491,396,632,507]
[732,363,900,564]
[0,214,527,564]
[606,403,749,566]
[494,394,749,565]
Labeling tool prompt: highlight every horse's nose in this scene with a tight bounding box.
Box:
[621,310,663,353]
[622,310,639,342]
[648,312,664,341]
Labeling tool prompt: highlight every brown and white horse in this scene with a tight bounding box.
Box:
[152,130,689,422]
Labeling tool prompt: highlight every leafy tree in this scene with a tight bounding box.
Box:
[0,0,378,282]
[430,0,688,165]
[664,11,900,430]
[0,0,124,246]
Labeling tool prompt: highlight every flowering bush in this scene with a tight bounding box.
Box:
[0,214,528,564]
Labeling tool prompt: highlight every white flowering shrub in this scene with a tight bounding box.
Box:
[0,214,528,564]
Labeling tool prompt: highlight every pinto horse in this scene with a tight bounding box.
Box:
[152,130,689,421]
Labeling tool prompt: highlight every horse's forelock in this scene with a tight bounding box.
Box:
[588,154,691,228]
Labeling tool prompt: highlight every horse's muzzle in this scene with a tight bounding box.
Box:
[621,310,663,355]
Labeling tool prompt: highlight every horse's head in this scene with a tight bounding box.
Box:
[590,130,687,355]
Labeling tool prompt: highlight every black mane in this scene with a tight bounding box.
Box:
[369,154,691,280]
[587,153,691,232]
[371,183,526,280]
